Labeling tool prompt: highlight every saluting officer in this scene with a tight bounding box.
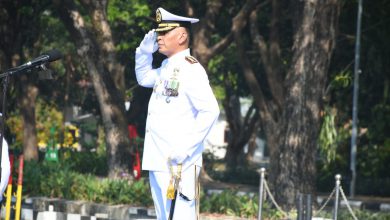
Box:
[135,7,220,220]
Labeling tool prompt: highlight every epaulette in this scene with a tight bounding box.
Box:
[185,56,198,64]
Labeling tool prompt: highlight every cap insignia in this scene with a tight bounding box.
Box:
[156,9,162,23]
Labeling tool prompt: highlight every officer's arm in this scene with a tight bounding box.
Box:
[135,48,158,88]
[134,30,159,88]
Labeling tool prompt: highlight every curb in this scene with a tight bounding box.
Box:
[1,197,156,220]
[2,191,389,220]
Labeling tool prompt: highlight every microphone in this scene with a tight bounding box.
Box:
[6,49,62,75]
[19,49,62,70]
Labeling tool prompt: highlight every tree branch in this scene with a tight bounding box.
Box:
[230,0,275,124]
[250,0,284,112]
[208,33,234,59]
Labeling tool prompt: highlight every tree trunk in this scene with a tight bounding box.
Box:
[55,0,132,179]
[223,89,243,168]
[19,77,39,161]
[246,122,260,165]
[223,83,258,168]
[268,0,340,209]
[232,0,340,210]
[224,142,243,169]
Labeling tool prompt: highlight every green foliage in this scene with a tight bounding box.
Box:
[205,161,260,186]
[6,99,63,150]
[330,70,353,89]
[207,54,227,101]
[207,44,251,98]
[36,100,64,146]
[108,0,152,52]
[60,149,108,176]
[366,104,390,145]
[200,190,291,219]
[96,126,107,156]
[79,178,153,205]
[319,107,339,165]
[22,159,153,206]
[207,54,225,76]
[319,68,355,167]
[5,110,23,149]
[22,160,74,198]
[315,209,390,220]
[200,190,258,218]
[40,163,75,198]
[317,102,390,196]
[319,0,390,197]
[21,156,390,218]
[108,0,151,26]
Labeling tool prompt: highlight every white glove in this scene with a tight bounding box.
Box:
[169,150,188,165]
[138,30,158,54]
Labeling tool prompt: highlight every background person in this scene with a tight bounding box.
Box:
[0,114,10,202]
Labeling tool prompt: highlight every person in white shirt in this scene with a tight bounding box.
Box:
[0,115,10,202]
[135,7,220,220]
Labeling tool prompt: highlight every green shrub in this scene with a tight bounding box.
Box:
[200,190,291,219]
[22,160,153,206]
[200,190,258,218]
[21,159,390,219]
[22,160,75,197]
[59,149,108,176]
[315,209,390,220]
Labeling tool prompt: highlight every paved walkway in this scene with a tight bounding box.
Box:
[200,213,255,220]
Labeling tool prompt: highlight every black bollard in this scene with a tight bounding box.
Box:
[297,193,304,220]
[305,194,312,220]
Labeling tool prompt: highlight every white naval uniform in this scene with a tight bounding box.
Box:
[135,48,220,219]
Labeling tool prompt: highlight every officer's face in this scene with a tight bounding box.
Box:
[157,27,188,57]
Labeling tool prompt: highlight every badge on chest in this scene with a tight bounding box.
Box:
[153,67,180,103]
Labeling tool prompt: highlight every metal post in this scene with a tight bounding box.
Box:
[305,194,312,220]
[258,168,265,220]
[333,174,341,220]
[350,0,363,199]
[5,154,14,220]
[297,193,304,220]
[15,155,24,220]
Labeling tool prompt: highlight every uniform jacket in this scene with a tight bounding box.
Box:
[135,48,220,172]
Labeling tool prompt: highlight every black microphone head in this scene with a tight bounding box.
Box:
[45,49,63,62]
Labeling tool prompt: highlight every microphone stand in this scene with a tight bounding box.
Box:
[0,54,60,184]
[0,67,31,185]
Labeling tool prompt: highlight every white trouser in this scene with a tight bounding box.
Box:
[149,165,200,220]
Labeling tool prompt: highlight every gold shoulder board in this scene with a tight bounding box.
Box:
[185,56,198,64]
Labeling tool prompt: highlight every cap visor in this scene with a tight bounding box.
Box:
[155,26,176,32]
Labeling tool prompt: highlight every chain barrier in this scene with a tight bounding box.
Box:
[312,187,336,217]
[340,186,359,220]
[263,179,289,219]
[258,170,360,220]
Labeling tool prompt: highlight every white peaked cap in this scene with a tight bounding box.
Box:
[155,7,199,32]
